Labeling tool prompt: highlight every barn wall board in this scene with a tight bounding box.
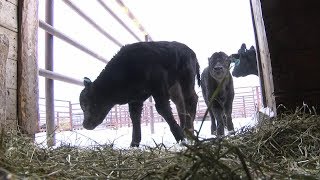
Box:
[0,0,18,132]
[250,0,276,114]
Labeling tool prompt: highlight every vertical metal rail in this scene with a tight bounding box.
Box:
[68,101,73,130]
[45,0,56,147]
[242,96,247,118]
[145,35,155,134]
[255,86,261,109]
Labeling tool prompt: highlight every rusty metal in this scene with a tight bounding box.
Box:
[39,68,83,86]
[62,0,123,47]
[39,20,108,64]
[45,0,56,147]
[96,0,142,42]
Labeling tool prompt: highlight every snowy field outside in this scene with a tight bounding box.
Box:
[35,116,258,149]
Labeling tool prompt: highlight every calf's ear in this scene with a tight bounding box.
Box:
[83,77,92,87]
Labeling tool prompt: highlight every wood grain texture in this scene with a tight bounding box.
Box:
[6,88,17,121]
[17,0,39,135]
[0,0,18,32]
[250,0,276,114]
[0,26,17,60]
[0,34,9,129]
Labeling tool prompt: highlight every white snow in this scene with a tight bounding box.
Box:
[259,106,275,118]
[35,116,257,149]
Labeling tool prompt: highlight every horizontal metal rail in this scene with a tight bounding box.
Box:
[39,68,83,87]
[39,20,109,64]
[62,0,123,47]
[114,0,153,41]
[96,0,142,42]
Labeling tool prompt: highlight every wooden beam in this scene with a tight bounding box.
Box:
[17,0,39,136]
[250,0,276,115]
[0,34,9,129]
[249,0,266,108]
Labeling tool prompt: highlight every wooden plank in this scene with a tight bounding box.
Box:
[0,34,9,130]
[0,26,18,60]
[17,0,39,136]
[6,58,17,89]
[250,0,276,115]
[7,0,18,6]
[0,0,18,32]
[1,119,18,133]
[6,88,17,121]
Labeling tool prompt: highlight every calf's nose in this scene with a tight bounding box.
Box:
[214,66,223,71]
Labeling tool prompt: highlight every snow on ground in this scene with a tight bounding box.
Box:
[35,116,257,149]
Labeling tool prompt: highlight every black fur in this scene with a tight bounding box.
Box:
[79,41,200,147]
[231,43,258,77]
[201,52,235,136]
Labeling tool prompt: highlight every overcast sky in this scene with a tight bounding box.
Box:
[38,0,259,102]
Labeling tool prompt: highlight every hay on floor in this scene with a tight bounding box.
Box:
[0,111,320,179]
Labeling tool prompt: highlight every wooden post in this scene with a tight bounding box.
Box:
[249,0,267,108]
[250,0,276,115]
[0,34,9,129]
[17,0,39,137]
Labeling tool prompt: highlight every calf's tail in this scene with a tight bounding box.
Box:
[196,61,201,87]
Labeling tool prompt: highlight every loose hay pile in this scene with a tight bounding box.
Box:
[1,112,320,179]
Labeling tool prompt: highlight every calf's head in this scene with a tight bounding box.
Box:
[231,45,258,77]
[208,52,231,81]
[79,77,113,130]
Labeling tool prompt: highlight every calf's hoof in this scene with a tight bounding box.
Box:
[211,130,217,136]
[228,130,235,135]
[130,141,140,147]
[171,125,185,143]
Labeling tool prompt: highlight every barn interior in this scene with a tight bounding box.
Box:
[0,0,319,138]
[1,0,320,179]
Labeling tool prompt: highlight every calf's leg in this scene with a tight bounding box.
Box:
[180,75,198,132]
[225,101,235,133]
[169,82,186,129]
[128,101,144,147]
[183,89,198,132]
[212,107,225,136]
[203,96,217,135]
[153,95,184,142]
[208,110,217,135]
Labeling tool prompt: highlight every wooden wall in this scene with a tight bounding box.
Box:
[251,0,320,114]
[0,0,39,135]
[0,0,19,131]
